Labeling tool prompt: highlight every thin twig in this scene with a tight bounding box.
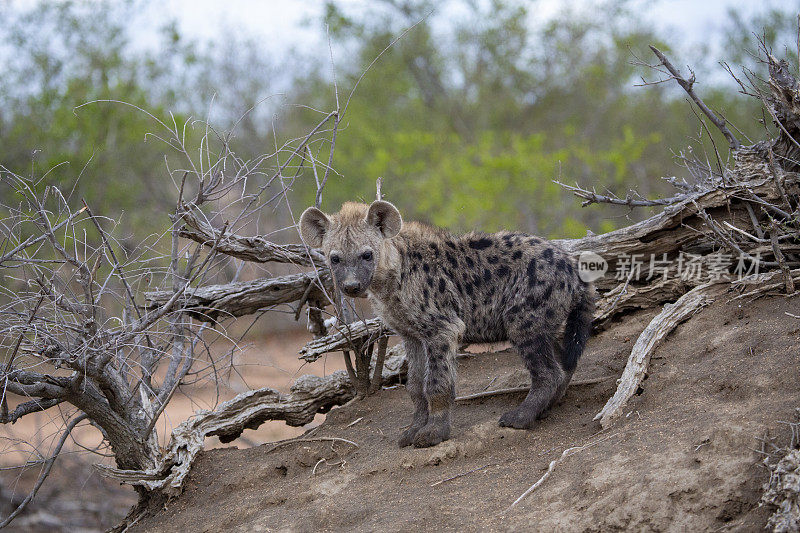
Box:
[503,433,616,512]
[455,376,611,402]
[430,463,497,487]
[649,46,740,150]
[0,414,88,528]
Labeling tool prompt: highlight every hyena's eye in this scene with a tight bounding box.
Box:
[330,254,341,264]
[361,250,373,261]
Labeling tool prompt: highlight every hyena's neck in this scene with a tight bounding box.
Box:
[368,238,402,301]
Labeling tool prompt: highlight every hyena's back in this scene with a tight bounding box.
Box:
[399,229,592,371]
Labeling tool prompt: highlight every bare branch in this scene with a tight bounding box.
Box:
[145,271,333,322]
[178,208,326,267]
[0,414,88,528]
[649,46,741,150]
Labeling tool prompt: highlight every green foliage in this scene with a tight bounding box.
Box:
[0,2,187,235]
[1,0,797,240]
[291,0,780,236]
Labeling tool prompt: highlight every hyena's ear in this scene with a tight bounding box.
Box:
[366,200,402,239]
[299,207,330,247]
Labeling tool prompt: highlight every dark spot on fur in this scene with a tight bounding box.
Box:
[473,275,482,288]
[526,259,537,287]
[542,248,554,262]
[556,258,566,271]
[483,269,492,282]
[496,265,510,277]
[423,288,429,300]
[465,256,475,268]
[545,308,555,319]
[487,255,499,264]
[429,243,439,254]
[512,250,522,260]
[445,241,457,249]
[438,278,446,293]
[411,264,418,273]
[541,284,553,301]
[464,282,474,296]
[559,280,565,289]
[423,263,430,273]
[426,277,434,288]
[445,252,458,268]
[469,238,493,250]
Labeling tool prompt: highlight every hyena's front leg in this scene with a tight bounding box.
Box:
[413,335,457,448]
[398,337,429,447]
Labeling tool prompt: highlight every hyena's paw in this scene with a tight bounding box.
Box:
[398,425,423,448]
[498,407,537,429]
[412,422,450,448]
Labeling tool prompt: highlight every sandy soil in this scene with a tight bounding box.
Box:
[121,291,800,532]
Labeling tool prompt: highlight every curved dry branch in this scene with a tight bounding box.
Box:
[594,283,721,428]
[96,346,408,494]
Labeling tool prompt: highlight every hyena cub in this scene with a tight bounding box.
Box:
[300,200,594,448]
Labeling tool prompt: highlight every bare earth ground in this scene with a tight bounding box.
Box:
[121,291,800,533]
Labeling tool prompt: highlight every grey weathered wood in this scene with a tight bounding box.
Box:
[145,271,333,321]
[95,346,408,494]
[593,283,720,428]
[299,318,393,362]
[178,209,326,267]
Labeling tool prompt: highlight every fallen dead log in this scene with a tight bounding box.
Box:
[555,173,797,291]
[593,283,721,428]
[730,267,800,300]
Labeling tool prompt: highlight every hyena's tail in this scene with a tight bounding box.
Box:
[562,284,595,372]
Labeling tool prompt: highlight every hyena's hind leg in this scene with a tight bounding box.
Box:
[398,337,429,447]
[500,310,566,429]
[550,288,594,408]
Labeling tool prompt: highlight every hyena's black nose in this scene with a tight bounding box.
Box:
[342,280,361,295]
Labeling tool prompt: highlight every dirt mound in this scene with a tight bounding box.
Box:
[131,293,799,532]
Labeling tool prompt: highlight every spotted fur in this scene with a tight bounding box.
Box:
[300,201,594,448]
